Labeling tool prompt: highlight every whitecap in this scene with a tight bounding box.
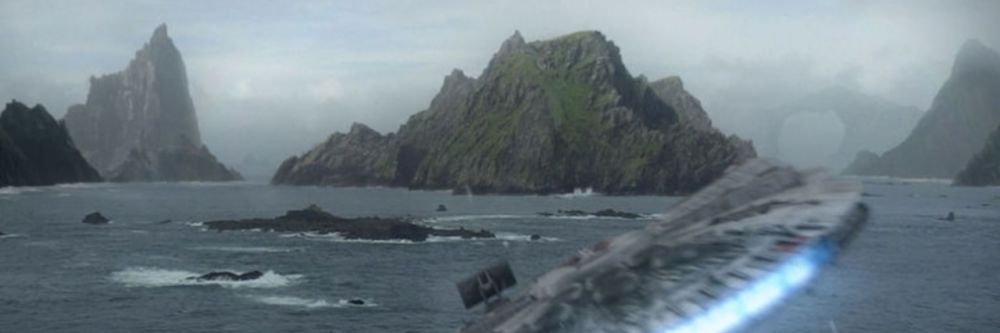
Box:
[423,214,528,223]
[289,232,417,244]
[556,187,598,198]
[110,267,301,288]
[0,187,39,195]
[249,295,377,309]
[495,232,562,242]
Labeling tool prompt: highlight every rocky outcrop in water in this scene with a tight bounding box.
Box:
[189,271,263,282]
[203,204,494,242]
[0,101,101,187]
[273,31,754,194]
[82,211,110,224]
[845,39,1000,178]
[62,24,241,182]
[954,124,1000,185]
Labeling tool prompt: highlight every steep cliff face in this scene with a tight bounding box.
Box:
[954,124,1000,185]
[845,39,1000,178]
[649,76,713,131]
[63,24,241,182]
[273,31,755,194]
[0,101,101,187]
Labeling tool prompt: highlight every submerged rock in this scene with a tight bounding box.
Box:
[188,270,263,282]
[82,212,110,224]
[203,205,494,242]
[940,211,956,222]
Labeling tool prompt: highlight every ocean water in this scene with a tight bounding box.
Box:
[0,180,997,332]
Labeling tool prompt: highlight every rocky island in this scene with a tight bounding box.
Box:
[845,39,1000,178]
[62,24,241,182]
[0,101,101,187]
[203,205,494,242]
[272,31,754,195]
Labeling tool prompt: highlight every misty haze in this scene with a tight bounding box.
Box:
[1,1,999,333]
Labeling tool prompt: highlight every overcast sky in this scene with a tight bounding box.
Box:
[2,0,998,175]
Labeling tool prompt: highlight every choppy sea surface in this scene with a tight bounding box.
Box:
[0,179,997,332]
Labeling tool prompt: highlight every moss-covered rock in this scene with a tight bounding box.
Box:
[273,31,755,195]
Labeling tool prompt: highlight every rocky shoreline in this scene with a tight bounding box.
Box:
[203,205,494,242]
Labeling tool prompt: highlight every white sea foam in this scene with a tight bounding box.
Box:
[0,187,39,195]
[250,295,377,309]
[0,233,25,239]
[495,232,562,242]
[556,187,598,198]
[110,267,301,288]
[423,214,528,223]
[283,232,417,244]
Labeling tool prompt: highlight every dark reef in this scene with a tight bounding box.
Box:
[203,205,494,242]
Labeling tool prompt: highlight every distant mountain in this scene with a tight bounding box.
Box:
[845,39,1000,178]
[63,24,241,182]
[0,100,101,187]
[955,124,1000,185]
[732,86,922,171]
[273,31,755,194]
[772,86,923,170]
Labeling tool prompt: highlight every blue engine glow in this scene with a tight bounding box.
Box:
[658,239,836,333]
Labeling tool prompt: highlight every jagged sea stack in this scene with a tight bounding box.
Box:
[0,101,101,187]
[845,39,1000,178]
[273,31,755,194]
[63,24,241,182]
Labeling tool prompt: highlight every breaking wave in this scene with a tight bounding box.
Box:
[249,295,378,309]
[556,187,598,198]
[110,267,301,288]
[423,214,528,223]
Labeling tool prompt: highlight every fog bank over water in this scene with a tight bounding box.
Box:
[1,0,998,176]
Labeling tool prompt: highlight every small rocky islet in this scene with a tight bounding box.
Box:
[203,205,494,242]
